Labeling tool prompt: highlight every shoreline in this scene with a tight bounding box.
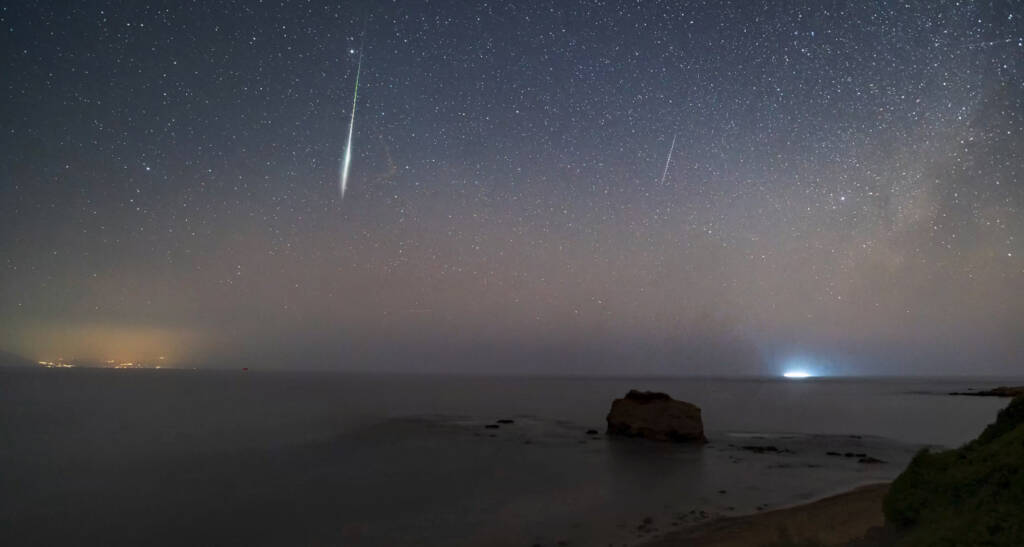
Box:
[642,482,891,547]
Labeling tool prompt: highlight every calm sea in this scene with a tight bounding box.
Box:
[0,368,1015,546]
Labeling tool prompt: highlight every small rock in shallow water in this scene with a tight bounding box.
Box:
[859,456,886,464]
[742,445,789,454]
[586,429,599,435]
[497,419,515,424]
[484,424,500,429]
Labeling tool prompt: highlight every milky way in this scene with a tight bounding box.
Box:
[1,1,1022,375]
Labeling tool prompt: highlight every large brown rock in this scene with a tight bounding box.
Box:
[606,390,706,443]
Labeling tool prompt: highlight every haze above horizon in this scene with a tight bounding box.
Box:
[2,1,1022,376]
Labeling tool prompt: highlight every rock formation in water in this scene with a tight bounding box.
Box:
[949,386,1024,397]
[606,390,706,443]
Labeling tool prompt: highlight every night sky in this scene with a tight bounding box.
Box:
[2,1,1022,375]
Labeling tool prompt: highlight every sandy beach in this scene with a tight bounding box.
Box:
[644,483,890,547]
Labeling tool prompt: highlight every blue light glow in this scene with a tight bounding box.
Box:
[782,357,818,378]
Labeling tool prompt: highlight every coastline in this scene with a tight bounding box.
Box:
[5,372,1012,546]
[642,482,890,547]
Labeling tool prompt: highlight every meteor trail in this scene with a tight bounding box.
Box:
[659,134,676,185]
[339,50,363,199]
[957,37,1021,49]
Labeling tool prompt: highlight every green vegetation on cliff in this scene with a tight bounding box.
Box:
[883,396,1024,545]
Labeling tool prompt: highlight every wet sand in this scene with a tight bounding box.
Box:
[643,483,890,547]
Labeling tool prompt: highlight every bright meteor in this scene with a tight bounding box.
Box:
[340,51,363,199]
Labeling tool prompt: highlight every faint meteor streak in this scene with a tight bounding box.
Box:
[659,134,676,185]
[339,51,363,199]
[957,37,1021,49]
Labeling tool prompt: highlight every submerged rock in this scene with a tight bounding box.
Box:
[605,390,706,443]
[741,445,790,454]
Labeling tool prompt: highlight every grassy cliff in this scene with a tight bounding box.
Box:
[883,396,1024,545]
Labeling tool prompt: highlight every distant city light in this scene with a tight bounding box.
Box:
[37,360,74,368]
[783,370,812,379]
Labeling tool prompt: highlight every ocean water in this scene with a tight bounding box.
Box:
[0,368,1015,546]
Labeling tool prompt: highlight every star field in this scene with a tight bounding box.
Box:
[2,1,1022,374]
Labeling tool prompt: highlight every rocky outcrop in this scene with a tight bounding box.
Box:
[949,386,1024,397]
[606,390,706,443]
[883,396,1024,544]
